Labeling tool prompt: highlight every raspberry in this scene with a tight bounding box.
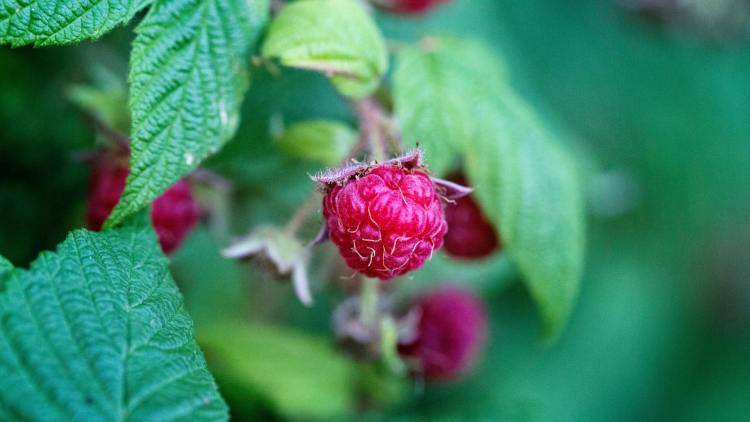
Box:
[321,163,447,280]
[86,160,200,254]
[150,181,200,254]
[443,174,500,259]
[377,0,449,14]
[399,286,487,380]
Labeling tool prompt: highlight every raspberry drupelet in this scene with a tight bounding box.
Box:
[321,162,447,280]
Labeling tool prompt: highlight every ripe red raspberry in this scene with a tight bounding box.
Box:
[86,160,200,254]
[321,163,447,280]
[399,285,487,380]
[443,174,500,259]
[376,0,449,14]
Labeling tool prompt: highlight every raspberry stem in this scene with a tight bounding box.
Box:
[355,97,389,162]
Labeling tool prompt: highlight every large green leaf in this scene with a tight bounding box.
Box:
[262,0,388,98]
[466,91,585,339]
[393,38,505,176]
[0,219,227,420]
[199,321,355,420]
[393,37,585,338]
[105,0,268,228]
[0,0,150,47]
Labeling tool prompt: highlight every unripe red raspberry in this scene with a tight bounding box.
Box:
[86,160,200,254]
[443,174,500,259]
[399,286,487,380]
[376,0,449,15]
[321,163,447,280]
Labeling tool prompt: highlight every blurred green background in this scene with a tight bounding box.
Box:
[1,0,749,420]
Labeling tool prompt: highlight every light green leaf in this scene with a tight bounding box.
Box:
[466,91,585,339]
[199,321,355,420]
[0,221,228,420]
[394,37,505,176]
[276,120,357,166]
[67,83,130,133]
[0,0,151,47]
[105,0,268,228]
[394,37,585,338]
[262,0,388,98]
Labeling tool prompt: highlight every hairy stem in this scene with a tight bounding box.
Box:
[355,96,389,162]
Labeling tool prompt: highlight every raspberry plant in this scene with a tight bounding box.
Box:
[0,0,586,419]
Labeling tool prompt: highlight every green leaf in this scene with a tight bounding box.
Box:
[261,0,388,98]
[0,0,151,47]
[0,221,228,420]
[67,83,130,133]
[276,120,357,166]
[199,321,355,420]
[0,255,11,281]
[466,91,585,339]
[105,0,269,228]
[393,37,584,338]
[394,37,505,176]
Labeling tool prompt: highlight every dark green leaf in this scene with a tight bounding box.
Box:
[262,0,388,98]
[0,0,150,47]
[105,0,268,227]
[276,120,357,166]
[0,221,227,420]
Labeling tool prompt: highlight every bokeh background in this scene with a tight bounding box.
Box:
[1,0,749,420]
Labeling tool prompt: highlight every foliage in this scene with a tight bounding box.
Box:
[276,120,357,166]
[395,37,584,337]
[106,0,268,227]
[199,321,355,420]
[0,216,226,420]
[262,0,388,98]
[0,0,151,47]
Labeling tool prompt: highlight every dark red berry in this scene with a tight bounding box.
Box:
[86,160,200,254]
[86,162,129,232]
[399,286,487,380]
[377,0,448,15]
[322,164,447,280]
[150,181,200,254]
[443,174,500,259]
